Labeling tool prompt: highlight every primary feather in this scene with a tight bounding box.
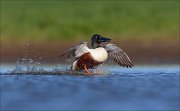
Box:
[104,44,133,68]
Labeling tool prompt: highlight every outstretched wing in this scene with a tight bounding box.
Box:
[59,42,89,62]
[104,44,134,68]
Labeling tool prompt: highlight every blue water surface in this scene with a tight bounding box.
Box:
[0,65,179,111]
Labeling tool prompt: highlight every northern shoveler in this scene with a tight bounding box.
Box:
[60,34,133,75]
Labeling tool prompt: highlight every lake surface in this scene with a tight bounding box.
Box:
[0,65,179,111]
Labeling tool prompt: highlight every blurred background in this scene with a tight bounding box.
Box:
[0,0,179,64]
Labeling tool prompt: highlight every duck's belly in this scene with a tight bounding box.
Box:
[76,52,103,70]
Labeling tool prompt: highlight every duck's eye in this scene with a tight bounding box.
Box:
[96,38,101,43]
[97,36,100,39]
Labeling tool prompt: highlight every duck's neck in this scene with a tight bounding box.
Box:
[92,42,100,49]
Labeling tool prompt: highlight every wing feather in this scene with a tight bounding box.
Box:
[104,44,134,68]
[59,42,89,62]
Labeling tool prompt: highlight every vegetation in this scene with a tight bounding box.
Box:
[0,0,179,42]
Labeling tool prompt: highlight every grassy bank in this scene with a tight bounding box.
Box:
[1,0,179,42]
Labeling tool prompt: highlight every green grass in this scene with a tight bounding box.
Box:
[0,0,179,42]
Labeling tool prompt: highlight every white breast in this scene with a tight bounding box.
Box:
[89,47,108,62]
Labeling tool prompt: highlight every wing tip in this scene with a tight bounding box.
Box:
[120,62,134,68]
[59,53,66,57]
[58,54,63,57]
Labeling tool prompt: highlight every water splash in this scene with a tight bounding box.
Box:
[8,43,43,74]
[12,58,44,74]
[7,57,87,75]
[9,58,107,75]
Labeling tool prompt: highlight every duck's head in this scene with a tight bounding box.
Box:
[91,34,111,48]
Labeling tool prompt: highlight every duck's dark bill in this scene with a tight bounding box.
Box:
[99,36,111,42]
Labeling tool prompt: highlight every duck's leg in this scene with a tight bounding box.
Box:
[83,65,91,75]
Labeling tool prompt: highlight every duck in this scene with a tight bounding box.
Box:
[60,34,133,75]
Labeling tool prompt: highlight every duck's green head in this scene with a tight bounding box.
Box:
[91,34,111,48]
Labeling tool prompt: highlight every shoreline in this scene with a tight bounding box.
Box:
[1,38,179,64]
